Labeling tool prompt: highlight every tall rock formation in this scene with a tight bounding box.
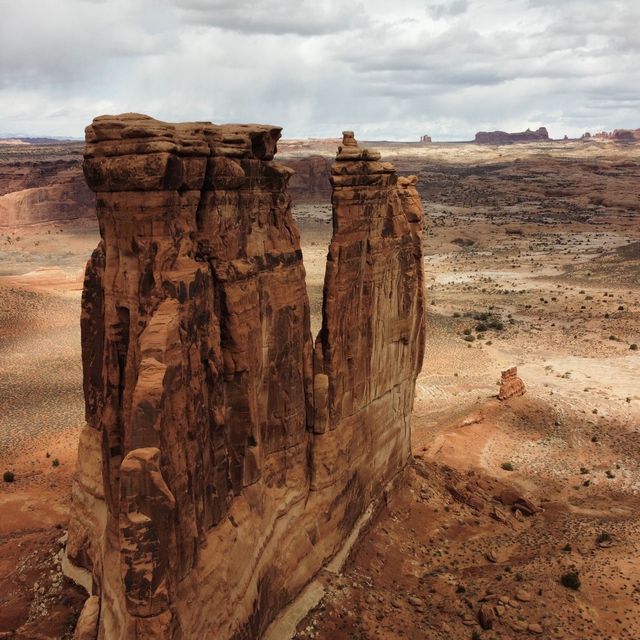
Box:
[65,116,424,639]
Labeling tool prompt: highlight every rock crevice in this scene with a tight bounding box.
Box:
[66,116,425,639]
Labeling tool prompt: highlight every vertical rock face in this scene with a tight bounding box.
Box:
[66,116,424,639]
[498,367,526,400]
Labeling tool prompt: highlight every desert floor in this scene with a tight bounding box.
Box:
[0,140,638,639]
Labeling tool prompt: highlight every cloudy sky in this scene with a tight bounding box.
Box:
[1,0,638,140]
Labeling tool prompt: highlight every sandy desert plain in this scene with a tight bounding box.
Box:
[0,136,639,639]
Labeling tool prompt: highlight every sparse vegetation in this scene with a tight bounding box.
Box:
[52,458,60,467]
[501,462,514,471]
[3,471,15,483]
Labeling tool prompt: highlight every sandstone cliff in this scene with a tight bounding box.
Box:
[474,127,549,144]
[286,155,332,203]
[65,115,424,639]
[0,154,94,227]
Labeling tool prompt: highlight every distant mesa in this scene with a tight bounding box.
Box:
[581,128,640,141]
[420,134,432,143]
[474,127,549,144]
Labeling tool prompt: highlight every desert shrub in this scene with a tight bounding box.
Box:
[452,312,461,318]
[560,571,581,590]
[596,532,612,544]
[562,543,572,552]
[52,458,60,468]
[476,322,487,332]
[3,471,15,483]
[501,462,514,471]
[618,305,624,311]
[605,469,615,479]
[464,335,475,342]
[463,328,472,336]
[580,467,589,474]
[631,344,638,351]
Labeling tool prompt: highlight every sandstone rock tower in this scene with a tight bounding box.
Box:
[498,367,526,400]
[66,116,424,639]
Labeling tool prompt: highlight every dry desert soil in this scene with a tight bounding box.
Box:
[1,139,639,639]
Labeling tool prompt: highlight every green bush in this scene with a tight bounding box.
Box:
[501,462,514,471]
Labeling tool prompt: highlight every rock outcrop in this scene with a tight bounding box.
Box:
[65,116,425,639]
[498,367,526,401]
[0,155,94,227]
[420,134,432,143]
[582,129,640,141]
[286,155,332,203]
[474,127,549,144]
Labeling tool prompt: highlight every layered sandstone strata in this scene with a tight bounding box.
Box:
[286,155,332,203]
[0,156,94,226]
[65,116,424,639]
[498,367,526,401]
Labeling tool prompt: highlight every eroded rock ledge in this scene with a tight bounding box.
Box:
[65,114,424,639]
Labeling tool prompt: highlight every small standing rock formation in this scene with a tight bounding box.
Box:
[498,367,526,400]
[420,134,432,143]
[65,116,425,639]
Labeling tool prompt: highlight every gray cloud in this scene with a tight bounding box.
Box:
[0,0,638,140]
[178,0,366,35]
[426,0,470,20]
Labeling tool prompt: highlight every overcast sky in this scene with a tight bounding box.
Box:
[1,0,638,140]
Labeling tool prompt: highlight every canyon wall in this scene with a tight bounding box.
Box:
[0,155,94,226]
[285,155,332,203]
[65,115,424,639]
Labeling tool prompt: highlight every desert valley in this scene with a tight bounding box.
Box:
[0,124,639,640]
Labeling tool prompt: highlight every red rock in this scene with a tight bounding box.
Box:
[286,155,332,203]
[498,366,526,400]
[0,154,94,227]
[65,116,425,639]
[73,595,100,640]
[475,127,549,144]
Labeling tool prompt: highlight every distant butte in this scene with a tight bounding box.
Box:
[475,127,549,144]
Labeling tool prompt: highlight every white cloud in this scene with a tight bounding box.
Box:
[0,0,638,140]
